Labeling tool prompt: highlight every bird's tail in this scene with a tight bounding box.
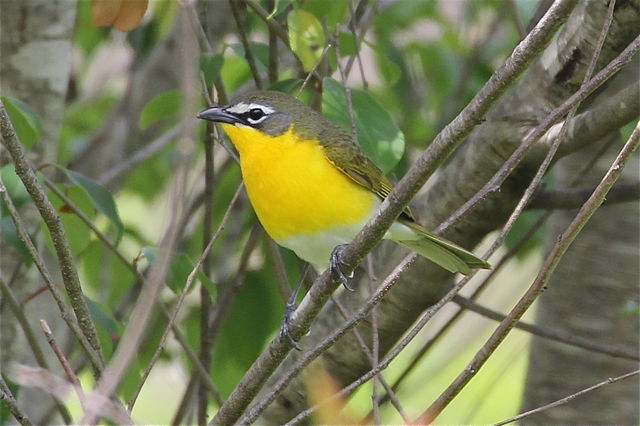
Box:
[393,221,490,275]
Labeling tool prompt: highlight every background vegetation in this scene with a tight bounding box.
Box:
[1,0,638,424]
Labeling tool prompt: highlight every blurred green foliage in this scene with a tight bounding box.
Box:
[1,0,545,424]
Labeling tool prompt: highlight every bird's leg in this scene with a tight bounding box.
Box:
[330,244,355,291]
[280,264,310,350]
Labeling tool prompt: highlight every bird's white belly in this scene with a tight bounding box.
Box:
[277,220,367,270]
[277,208,418,270]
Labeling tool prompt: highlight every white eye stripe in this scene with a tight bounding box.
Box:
[247,115,268,124]
[225,102,275,115]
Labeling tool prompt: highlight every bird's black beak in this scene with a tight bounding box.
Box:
[197,106,240,124]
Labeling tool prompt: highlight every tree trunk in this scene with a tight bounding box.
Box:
[1,1,76,423]
[521,134,639,424]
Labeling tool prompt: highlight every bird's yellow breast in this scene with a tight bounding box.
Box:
[221,123,376,241]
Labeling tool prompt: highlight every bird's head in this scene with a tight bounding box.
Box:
[197,90,319,137]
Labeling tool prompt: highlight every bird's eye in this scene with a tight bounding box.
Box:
[248,108,265,121]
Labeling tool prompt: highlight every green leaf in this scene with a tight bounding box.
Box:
[267,78,303,93]
[199,273,217,301]
[229,42,270,72]
[61,168,124,245]
[1,165,30,209]
[365,40,401,86]
[141,247,195,294]
[1,96,42,148]
[267,0,294,19]
[338,31,357,57]
[45,184,95,256]
[199,53,225,87]
[139,90,180,131]
[288,9,326,71]
[299,0,350,29]
[322,78,405,173]
[79,240,136,305]
[220,53,252,93]
[85,296,122,358]
[1,217,32,266]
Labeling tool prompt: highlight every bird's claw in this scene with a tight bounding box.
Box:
[280,303,301,350]
[330,244,355,291]
[280,281,302,350]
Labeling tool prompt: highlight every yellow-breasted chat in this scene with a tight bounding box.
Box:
[198,90,490,281]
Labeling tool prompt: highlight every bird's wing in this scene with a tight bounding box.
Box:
[323,145,416,221]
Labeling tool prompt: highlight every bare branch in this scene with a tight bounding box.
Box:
[0,278,72,423]
[438,34,640,233]
[0,375,33,426]
[229,0,263,89]
[209,2,578,423]
[417,122,640,424]
[453,295,639,360]
[0,101,105,370]
[529,181,640,209]
[0,177,103,373]
[495,370,640,425]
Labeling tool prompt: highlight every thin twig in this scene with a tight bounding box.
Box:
[505,0,527,39]
[495,369,640,425]
[454,295,639,360]
[266,0,279,85]
[347,0,369,89]
[127,183,243,411]
[295,42,332,97]
[206,223,263,346]
[0,278,72,423]
[437,34,639,233]
[330,295,410,424]
[244,0,310,78]
[366,257,381,425]
[416,122,640,423]
[239,255,418,425]
[210,3,578,423]
[98,124,183,186]
[198,120,217,425]
[371,131,616,412]
[529,181,640,209]
[265,237,294,303]
[335,35,359,145]
[0,375,32,426]
[40,320,89,413]
[0,178,103,373]
[418,4,622,417]
[0,102,105,368]
[229,0,263,89]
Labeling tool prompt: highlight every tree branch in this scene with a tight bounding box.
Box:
[0,376,32,426]
[495,369,640,425]
[210,2,579,424]
[453,295,639,360]
[529,181,640,209]
[0,101,105,370]
[417,122,640,423]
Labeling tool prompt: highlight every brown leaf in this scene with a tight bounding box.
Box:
[113,0,149,32]
[91,0,123,27]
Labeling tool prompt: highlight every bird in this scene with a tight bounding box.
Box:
[197,90,490,280]
[198,90,491,348]
[198,90,490,345]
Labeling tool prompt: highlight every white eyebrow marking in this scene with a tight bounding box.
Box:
[225,102,275,115]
